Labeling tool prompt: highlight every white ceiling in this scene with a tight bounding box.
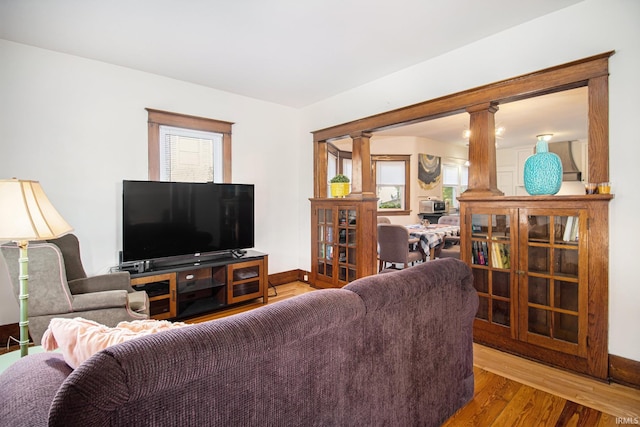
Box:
[0,0,583,108]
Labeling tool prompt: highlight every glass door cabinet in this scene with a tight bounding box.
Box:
[310,198,377,288]
[460,196,611,379]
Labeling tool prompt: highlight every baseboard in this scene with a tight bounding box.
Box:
[609,354,640,389]
[268,269,309,286]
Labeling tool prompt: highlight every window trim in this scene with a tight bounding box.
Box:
[371,154,411,216]
[147,108,233,182]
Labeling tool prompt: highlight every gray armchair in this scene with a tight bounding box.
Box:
[0,234,149,344]
[377,224,426,270]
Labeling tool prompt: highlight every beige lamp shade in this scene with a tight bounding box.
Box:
[0,179,73,240]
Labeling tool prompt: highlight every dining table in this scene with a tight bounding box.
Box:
[406,223,461,259]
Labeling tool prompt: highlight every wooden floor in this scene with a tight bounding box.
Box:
[197,281,640,426]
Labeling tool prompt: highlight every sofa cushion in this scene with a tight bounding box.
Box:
[42,317,189,369]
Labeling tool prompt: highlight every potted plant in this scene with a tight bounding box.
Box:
[330,174,350,198]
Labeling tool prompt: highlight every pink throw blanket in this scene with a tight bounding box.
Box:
[42,317,189,369]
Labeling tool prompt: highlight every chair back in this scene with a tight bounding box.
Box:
[377,216,391,224]
[377,224,411,264]
[0,242,74,316]
[438,215,460,226]
[46,233,87,281]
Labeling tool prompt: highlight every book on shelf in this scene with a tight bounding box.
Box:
[563,216,579,242]
[490,240,511,269]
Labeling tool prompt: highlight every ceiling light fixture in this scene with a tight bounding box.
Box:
[462,126,506,139]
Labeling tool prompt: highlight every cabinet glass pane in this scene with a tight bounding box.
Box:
[555,249,579,278]
[348,268,356,282]
[559,216,579,244]
[528,307,551,337]
[318,209,325,223]
[339,248,346,263]
[325,210,333,224]
[528,215,550,242]
[492,300,510,327]
[471,214,489,238]
[493,271,510,298]
[326,226,334,243]
[339,210,347,226]
[326,264,333,278]
[347,247,356,265]
[348,229,357,245]
[339,229,346,244]
[555,280,578,312]
[491,242,511,268]
[326,245,333,260]
[318,226,324,242]
[528,246,550,274]
[472,241,489,266]
[317,261,325,275]
[473,269,489,293]
[491,215,510,239]
[318,243,325,258]
[528,277,549,305]
[477,297,489,320]
[348,209,356,225]
[339,266,346,282]
[554,312,578,343]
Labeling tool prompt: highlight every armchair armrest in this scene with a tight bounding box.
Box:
[71,290,128,311]
[68,272,133,294]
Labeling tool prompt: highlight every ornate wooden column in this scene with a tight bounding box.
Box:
[461,102,504,197]
[348,131,376,198]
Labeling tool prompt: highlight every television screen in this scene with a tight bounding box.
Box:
[122,180,254,263]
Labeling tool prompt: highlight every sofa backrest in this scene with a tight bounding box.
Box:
[50,288,367,426]
[2,258,476,427]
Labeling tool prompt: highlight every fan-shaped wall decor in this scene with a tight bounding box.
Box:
[418,154,441,190]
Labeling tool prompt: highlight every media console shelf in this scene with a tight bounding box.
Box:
[129,250,268,321]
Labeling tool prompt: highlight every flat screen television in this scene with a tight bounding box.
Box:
[122,180,254,265]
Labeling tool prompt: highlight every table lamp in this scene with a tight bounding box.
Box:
[0,179,73,357]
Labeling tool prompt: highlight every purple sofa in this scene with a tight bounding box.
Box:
[0,258,477,427]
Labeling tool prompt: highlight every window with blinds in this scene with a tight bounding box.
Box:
[376,160,406,210]
[159,126,223,183]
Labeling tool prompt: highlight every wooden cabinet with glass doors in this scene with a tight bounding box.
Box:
[310,198,378,288]
[460,196,611,379]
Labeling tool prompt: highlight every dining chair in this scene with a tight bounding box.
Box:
[377,224,426,271]
[435,215,460,259]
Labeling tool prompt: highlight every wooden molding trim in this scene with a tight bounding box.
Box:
[609,354,640,390]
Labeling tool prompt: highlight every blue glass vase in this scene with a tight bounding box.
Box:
[523,137,563,195]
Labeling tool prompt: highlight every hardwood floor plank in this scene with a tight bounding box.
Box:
[555,400,603,427]
[491,386,562,426]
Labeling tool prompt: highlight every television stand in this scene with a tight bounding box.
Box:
[128,250,268,320]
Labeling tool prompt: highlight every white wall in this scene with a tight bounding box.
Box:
[300,0,640,361]
[0,39,302,325]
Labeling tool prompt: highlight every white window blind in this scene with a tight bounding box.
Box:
[377,161,405,185]
[443,164,460,185]
[159,126,223,182]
